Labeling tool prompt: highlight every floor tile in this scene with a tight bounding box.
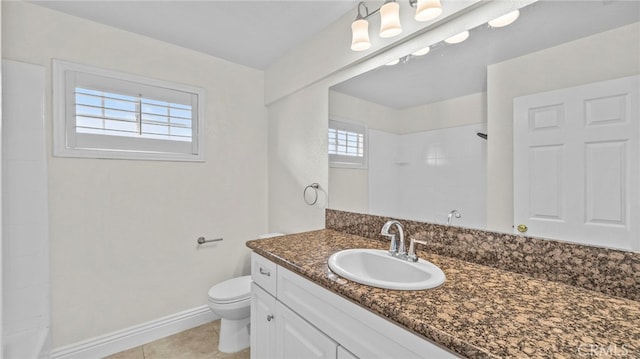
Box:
[143,322,219,359]
[106,320,249,359]
[104,346,144,359]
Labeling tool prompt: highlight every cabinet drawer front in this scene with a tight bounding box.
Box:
[251,252,277,295]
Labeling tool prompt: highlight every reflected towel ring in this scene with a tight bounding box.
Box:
[303,183,320,205]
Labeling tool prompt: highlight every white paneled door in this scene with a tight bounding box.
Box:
[514,75,639,251]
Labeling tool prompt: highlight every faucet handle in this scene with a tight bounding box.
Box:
[407,238,428,262]
[382,233,398,255]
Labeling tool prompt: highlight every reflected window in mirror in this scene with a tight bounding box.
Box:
[328,119,367,169]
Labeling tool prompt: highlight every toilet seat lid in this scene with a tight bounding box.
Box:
[208,275,251,302]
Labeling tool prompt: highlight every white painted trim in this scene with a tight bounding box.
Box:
[51,305,218,359]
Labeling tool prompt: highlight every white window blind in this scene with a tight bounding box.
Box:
[53,60,205,161]
[74,88,193,142]
[328,119,367,168]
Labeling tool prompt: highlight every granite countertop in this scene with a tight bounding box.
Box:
[246,229,640,359]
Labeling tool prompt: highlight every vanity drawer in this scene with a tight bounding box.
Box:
[251,252,277,295]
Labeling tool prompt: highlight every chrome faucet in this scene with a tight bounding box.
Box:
[447,210,461,226]
[381,220,406,257]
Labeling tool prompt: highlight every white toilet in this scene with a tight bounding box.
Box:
[207,232,284,353]
[207,275,252,353]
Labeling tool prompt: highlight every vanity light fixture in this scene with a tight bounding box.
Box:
[380,0,402,38]
[444,30,469,44]
[488,9,520,28]
[351,3,372,51]
[386,58,401,66]
[414,0,442,21]
[350,0,444,51]
[411,46,431,56]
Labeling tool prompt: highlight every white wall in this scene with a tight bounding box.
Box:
[329,90,401,133]
[328,91,401,214]
[0,2,4,355]
[327,168,368,214]
[2,1,268,349]
[400,92,486,134]
[368,130,401,216]
[2,60,50,358]
[268,82,328,234]
[487,22,640,232]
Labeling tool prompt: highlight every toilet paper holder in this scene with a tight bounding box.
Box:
[197,236,223,245]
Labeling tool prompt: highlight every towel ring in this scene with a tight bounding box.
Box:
[303,183,320,205]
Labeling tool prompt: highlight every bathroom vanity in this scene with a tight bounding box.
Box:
[249,250,456,359]
[247,229,640,358]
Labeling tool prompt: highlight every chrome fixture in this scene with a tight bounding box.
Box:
[350,0,443,51]
[303,182,320,205]
[407,238,427,262]
[380,220,406,256]
[197,236,223,245]
[446,210,461,226]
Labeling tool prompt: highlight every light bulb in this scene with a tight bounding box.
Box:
[411,46,431,56]
[380,1,402,38]
[351,18,371,51]
[444,30,469,44]
[385,58,400,66]
[415,0,442,22]
[488,10,520,28]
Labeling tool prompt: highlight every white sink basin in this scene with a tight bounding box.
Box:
[327,249,446,290]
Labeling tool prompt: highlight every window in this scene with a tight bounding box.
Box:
[53,59,205,161]
[328,119,367,168]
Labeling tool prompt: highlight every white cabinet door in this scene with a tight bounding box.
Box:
[275,301,337,359]
[514,75,639,251]
[251,283,277,359]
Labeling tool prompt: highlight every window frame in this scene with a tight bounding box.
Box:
[53,59,205,162]
[328,118,368,169]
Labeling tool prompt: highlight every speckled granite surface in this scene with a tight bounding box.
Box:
[326,209,640,302]
[246,230,640,359]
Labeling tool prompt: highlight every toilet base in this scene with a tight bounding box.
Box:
[218,317,250,353]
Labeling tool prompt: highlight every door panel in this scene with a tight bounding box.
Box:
[514,75,639,251]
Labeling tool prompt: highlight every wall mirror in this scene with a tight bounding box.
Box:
[328,0,640,251]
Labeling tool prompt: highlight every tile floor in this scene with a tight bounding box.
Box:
[104,320,250,359]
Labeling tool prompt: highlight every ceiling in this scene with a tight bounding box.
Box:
[28,1,640,108]
[30,0,359,70]
[332,0,640,109]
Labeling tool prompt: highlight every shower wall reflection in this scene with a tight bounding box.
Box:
[329,90,487,227]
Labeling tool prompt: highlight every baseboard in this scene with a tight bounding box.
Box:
[51,305,218,359]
